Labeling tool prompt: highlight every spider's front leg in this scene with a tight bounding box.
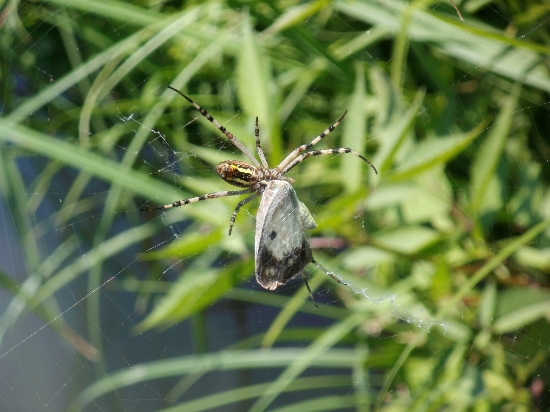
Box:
[276,111,348,173]
[282,148,378,175]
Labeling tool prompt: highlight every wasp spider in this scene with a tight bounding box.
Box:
[140,86,378,236]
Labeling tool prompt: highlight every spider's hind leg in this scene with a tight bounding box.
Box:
[139,189,251,212]
[167,86,261,167]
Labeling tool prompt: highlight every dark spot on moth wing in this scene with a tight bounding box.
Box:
[255,238,313,290]
[269,230,277,240]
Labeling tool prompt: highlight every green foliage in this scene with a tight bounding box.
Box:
[0,0,549,411]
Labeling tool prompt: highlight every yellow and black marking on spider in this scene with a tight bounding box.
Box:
[141,86,378,301]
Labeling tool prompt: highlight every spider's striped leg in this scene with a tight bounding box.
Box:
[254,116,269,168]
[281,148,378,175]
[168,86,261,167]
[303,276,318,308]
[139,188,252,212]
[276,111,348,173]
[228,192,260,236]
[311,258,350,287]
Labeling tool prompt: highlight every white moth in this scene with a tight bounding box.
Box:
[255,180,317,290]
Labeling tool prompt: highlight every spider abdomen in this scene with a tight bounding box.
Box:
[216,160,261,188]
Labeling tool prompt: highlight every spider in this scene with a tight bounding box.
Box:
[140,85,378,236]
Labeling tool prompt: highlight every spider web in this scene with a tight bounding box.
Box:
[0,1,549,411]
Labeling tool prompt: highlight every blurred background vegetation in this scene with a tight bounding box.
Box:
[0,0,549,411]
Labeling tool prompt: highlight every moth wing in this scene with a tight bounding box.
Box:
[255,181,315,290]
[298,200,317,230]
